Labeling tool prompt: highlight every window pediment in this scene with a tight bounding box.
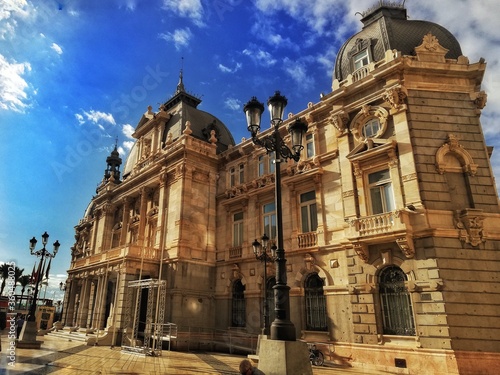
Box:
[435,134,477,176]
[347,139,396,162]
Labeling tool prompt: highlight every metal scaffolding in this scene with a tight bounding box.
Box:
[121,278,166,356]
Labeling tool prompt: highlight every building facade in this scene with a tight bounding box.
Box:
[62,4,500,374]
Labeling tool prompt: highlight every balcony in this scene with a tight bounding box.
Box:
[229,246,242,259]
[298,232,317,249]
[354,212,396,237]
[348,211,415,260]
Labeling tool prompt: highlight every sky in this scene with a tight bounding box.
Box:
[0,0,499,302]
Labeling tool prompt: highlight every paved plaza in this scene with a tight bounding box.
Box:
[0,333,392,374]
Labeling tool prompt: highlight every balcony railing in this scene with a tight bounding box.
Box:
[229,246,242,258]
[298,232,317,248]
[355,212,395,237]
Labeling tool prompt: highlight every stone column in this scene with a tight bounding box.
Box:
[93,272,109,330]
[63,277,78,326]
[120,197,131,246]
[138,187,148,246]
[87,279,98,328]
[77,276,92,328]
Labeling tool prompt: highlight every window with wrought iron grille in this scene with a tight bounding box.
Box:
[368,169,395,214]
[232,280,246,327]
[233,212,244,247]
[305,273,327,331]
[379,266,416,336]
[263,202,277,241]
[300,191,318,233]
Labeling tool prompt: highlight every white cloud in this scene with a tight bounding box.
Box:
[0,54,31,112]
[75,113,84,124]
[162,0,204,27]
[122,140,135,152]
[283,57,314,91]
[0,0,30,39]
[243,47,277,67]
[51,42,63,55]
[254,0,351,36]
[76,109,116,126]
[224,97,241,111]
[159,28,193,50]
[218,62,242,73]
[122,124,135,139]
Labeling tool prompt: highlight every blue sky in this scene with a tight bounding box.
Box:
[1,0,499,302]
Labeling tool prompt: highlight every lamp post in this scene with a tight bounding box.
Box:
[18,232,60,348]
[27,232,60,321]
[244,91,308,342]
[252,234,276,336]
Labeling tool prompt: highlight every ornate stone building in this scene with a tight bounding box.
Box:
[62,3,500,374]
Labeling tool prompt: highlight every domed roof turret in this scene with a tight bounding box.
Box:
[104,142,122,182]
[334,2,463,82]
[122,71,235,177]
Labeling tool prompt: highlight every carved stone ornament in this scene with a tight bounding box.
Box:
[232,263,241,279]
[353,242,369,262]
[414,32,449,63]
[454,209,485,247]
[183,120,193,135]
[396,236,415,258]
[304,253,315,271]
[330,110,349,134]
[473,91,488,110]
[421,32,441,52]
[383,86,407,110]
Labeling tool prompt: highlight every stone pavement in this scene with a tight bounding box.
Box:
[1,333,391,374]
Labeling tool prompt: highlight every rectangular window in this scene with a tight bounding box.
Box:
[300,191,318,233]
[306,133,315,158]
[229,167,236,187]
[269,152,276,174]
[263,202,276,240]
[354,49,369,70]
[233,212,244,247]
[258,156,265,176]
[238,164,244,184]
[368,169,395,214]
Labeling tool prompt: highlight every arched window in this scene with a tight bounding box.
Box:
[305,273,327,331]
[232,280,245,327]
[379,266,415,336]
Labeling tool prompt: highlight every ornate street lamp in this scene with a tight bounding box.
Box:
[18,232,60,347]
[27,232,60,321]
[244,91,308,341]
[252,234,276,336]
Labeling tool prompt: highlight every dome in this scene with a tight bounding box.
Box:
[159,103,235,153]
[122,72,235,177]
[334,4,463,82]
